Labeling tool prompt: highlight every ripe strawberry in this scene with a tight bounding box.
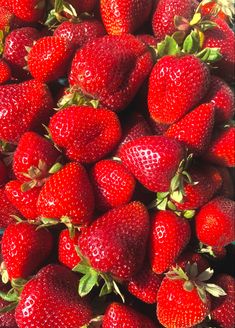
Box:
[127,264,163,304]
[100,0,153,35]
[69,34,153,112]
[165,103,215,156]
[0,188,20,229]
[102,302,156,328]
[58,229,81,270]
[1,222,53,280]
[202,76,235,124]
[199,0,232,21]
[37,162,94,226]
[211,274,235,328]
[0,159,7,186]
[0,80,54,144]
[65,0,97,14]
[174,251,209,273]
[5,180,40,220]
[15,264,93,328]
[49,106,121,163]
[0,59,11,84]
[203,126,235,167]
[8,0,45,23]
[0,281,18,327]
[149,211,191,274]
[28,36,74,83]
[119,136,185,192]
[90,159,136,212]
[217,166,234,199]
[152,0,193,42]
[0,6,14,31]
[136,34,158,47]
[195,196,235,248]
[148,55,211,124]
[3,27,40,80]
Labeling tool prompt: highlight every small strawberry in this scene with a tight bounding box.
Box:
[58,228,81,270]
[0,188,20,229]
[90,159,136,212]
[0,160,7,187]
[148,55,211,124]
[195,196,235,248]
[149,211,191,274]
[1,221,53,280]
[0,59,11,84]
[49,105,121,163]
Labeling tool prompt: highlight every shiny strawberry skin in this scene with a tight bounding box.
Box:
[196,196,235,248]
[148,55,211,124]
[1,222,53,280]
[78,201,150,280]
[10,0,45,23]
[100,0,153,35]
[165,103,215,156]
[0,80,54,143]
[37,162,94,226]
[119,136,185,192]
[28,36,74,83]
[69,34,153,112]
[49,106,121,163]
[0,188,20,229]
[90,159,136,212]
[15,264,93,328]
[58,229,81,270]
[0,59,11,84]
[149,211,191,274]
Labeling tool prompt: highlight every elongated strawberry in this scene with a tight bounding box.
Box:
[148,55,211,124]
[0,188,20,229]
[37,162,94,226]
[0,80,54,144]
[58,229,81,269]
[0,59,11,84]
[195,196,235,248]
[1,222,53,280]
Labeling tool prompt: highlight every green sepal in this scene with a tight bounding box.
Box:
[199,20,218,31]
[157,35,181,57]
[156,197,168,211]
[172,31,187,45]
[170,190,184,203]
[183,210,196,219]
[157,191,169,200]
[174,16,190,31]
[183,31,200,54]
[78,269,99,297]
[0,290,18,302]
[0,302,17,314]
[189,13,202,26]
[196,47,222,63]
[48,162,63,174]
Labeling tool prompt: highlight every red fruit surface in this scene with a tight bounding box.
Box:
[67,0,97,13]
[10,0,46,23]
[58,229,81,270]
[0,6,14,30]
[174,251,209,273]
[0,59,11,84]
[0,188,20,229]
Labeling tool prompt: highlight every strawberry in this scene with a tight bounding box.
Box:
[15,264,93,328]
[69,34,153,112]
[8,0,45,23]
[199,0,233,22]
[149,211,191,274]
[165,103,215,156]
[5,180,40,220]
[100,0,153,35]
[0,6,14,31]
[0,188,20,229]
[195,196,235,248]
[28,36,74,83]
[119,136,185,192]
[202,76,235,124]
[49,106,121,163]
[90,159,136,212]
[136,34,158,47]
[1,221,53,280]
[174,251,209,273]
[64,0,97,14]
[102,302,156,328]
[58,229,81,270]
[0,80,54,144]
[148,55,211,124]
[152,0,193,42]
[0,59,11,84]
[0,159,7,186]
[0,281,18,327]
[211,274,235,328]
[3,27,40,80]
[217,166,234,199]
[203,126,235,167]
[37,162,94,226]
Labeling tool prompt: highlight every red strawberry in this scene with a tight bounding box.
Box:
[102,302,156,328]
[66,0,97,14]
[217,166,234,199]
[148,55,211,124]
[149,211,191,274]
[58,228,81,270]
[165,103,215,156]
[49,106,121,163]
[152,0,193,42]
[15,264,93,328]
[174,251,209,273]
[0,159,7,186]
[127,264,163,304]
[5,180,40,220]
[3,27,40,80]
[195,196,235,248]
[90,159,136,212]
[100,0,153,35]
[8,0,45,23]
[28,36,74,83]
[37,162,94,226]
[1,222,53,280]
[202,76,235,124]
[0,6,14,31]
[211,274,235,328]
[119,136,185,192]
[136,34,158,47]
[0,188,20,229]
[0,80,54,144]
[199,0,232,22]
[69,34,153,112]
[203,126,235,167]
[0,281,18,327]
[0,59,11,84]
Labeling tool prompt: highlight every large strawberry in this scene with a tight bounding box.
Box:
[0,80,54,144]
[58,228,81,270]
[148,55,211,124]
[100,0,153,35]
[15,264,93,328]
[0,188,20,229]
[49,105,121,163]
[69,34,153,112]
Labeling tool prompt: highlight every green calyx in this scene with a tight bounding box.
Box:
[57,87,99,110]
[45,0,78,27]
[38,216,80,238]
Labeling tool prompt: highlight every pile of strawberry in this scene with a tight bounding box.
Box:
[0,0,234,327]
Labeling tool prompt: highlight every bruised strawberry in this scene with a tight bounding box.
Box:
[0,59,11,84]
[0,188,20,229]
[58,229,81,270]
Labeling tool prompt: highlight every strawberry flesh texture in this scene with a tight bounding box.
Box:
[58,229,81,270]
[0,59,11,84]
[10,0,45,23]
[0,188,20,229]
